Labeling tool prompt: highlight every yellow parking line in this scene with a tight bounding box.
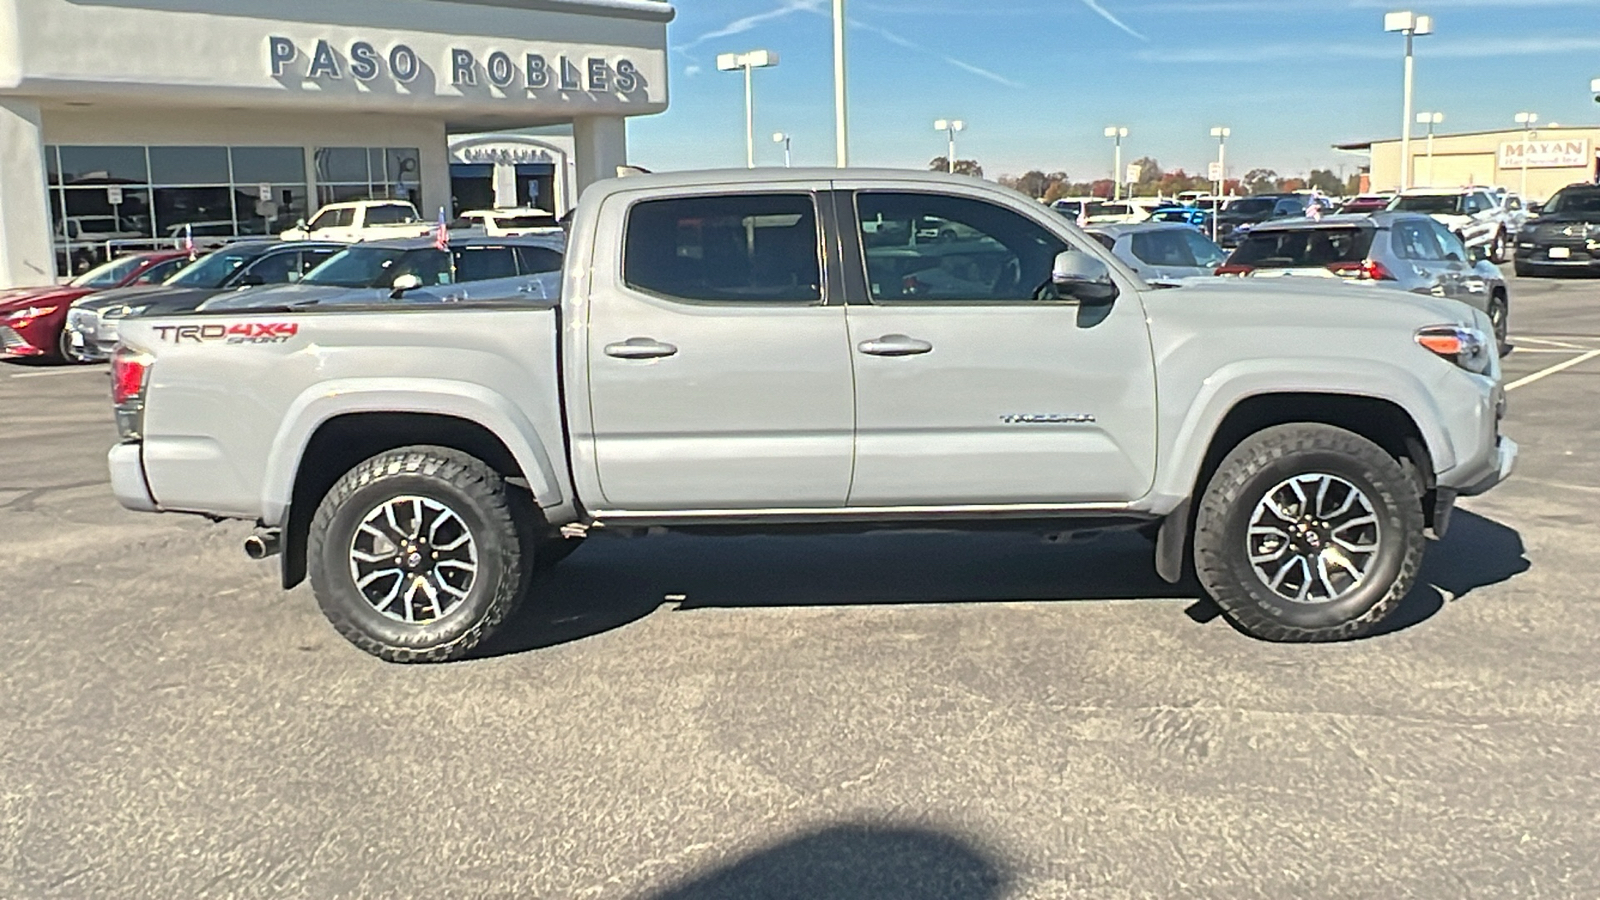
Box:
[1505,350,1600,392]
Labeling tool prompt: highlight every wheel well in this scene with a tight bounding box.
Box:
[280,412,525,589]
[1197,393,1434,499]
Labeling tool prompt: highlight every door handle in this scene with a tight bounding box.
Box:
[858,334,933,357]
[604,337,679,359]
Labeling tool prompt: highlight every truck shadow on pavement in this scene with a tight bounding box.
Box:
[479,510,1529,657]
[635,823,1006,900]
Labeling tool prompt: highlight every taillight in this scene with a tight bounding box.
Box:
[1327,260,1396,281]
[111,348,150,405]
[1215,264,1254,276]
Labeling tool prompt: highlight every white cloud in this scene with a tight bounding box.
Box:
[1079,0,1147,40]
[684,64,702,76]
[680,0,827,52]
[1140,33,1600,63]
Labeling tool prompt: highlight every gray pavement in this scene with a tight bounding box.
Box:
[2,274,1598,898]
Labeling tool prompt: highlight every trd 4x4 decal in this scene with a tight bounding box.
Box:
[152,323,300,345]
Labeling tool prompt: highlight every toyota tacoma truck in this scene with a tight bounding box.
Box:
[106,169,1517,662]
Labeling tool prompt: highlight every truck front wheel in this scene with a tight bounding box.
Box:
[1193,424,1424,642]
[307,446,529,663]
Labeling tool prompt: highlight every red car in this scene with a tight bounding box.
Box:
[0,251,191,362]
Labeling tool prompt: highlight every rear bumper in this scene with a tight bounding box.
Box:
[107,442,159,512]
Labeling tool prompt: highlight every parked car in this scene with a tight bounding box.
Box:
[453,207,561,237]
[1513,182,1600,277]
[108,168,1514,661]
[1491,190,1530,238]
[1387,188,1514,262]
[198,233,565,311]
[0,251,190,361]
[1338,194,1394,215]
[1050,197,1105,221]
[1146,205,1213,230]
[279,200,433,243]
[1214,193,1316,248]
[1086,222,1226,282]
[1084,200,1152,225]
[1217,211,1510,349]
[64,241,344,362]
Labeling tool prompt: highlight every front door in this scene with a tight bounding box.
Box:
[838,187,1159,507]
[585,188,855,510]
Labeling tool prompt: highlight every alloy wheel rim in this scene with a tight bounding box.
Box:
[348,495,478,624]
[1246,473,1381,604]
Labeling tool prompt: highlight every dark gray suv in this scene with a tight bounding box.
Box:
[1219,211,1509,350]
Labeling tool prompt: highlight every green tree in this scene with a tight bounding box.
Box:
[1306,168,1343,195]
[1014,170,1051,199]
[929,157,984,178]
[1242,168,1280,195]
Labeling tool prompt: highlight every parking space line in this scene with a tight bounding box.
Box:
[9,368,105,379]
[1516,336,1588,350]
[1505,349,1600,392]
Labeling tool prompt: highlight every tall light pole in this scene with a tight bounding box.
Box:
[833,0,849,167]
[1515,111,1538,197]
[772,131,791,167]
[1416,111,1443,187]
[1210,126,1230,242]
[716,50,780,168]
[934,119,965,173]
[1104,126,1128,200]
[1384,11,1433,191]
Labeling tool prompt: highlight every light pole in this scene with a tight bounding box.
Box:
[1415,112,1443,187]
[934,119,965,173]
[1515,111,1538,197]
[716,50,779,168]
[1104,126,1128,200]
[772,131,791,167]
[833,0,848,167]
[1384,11,1433,191]
[1210,126,1230,241]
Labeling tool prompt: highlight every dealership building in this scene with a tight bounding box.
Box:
[0,0,671,285]
[1337,126,1600,201]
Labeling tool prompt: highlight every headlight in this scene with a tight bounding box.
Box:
[2,305,58,324]
[1416,325,1492,375]
[103,304,148,320]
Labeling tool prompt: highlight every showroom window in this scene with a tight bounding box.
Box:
[314,147,422,211]
[43,145,311,277]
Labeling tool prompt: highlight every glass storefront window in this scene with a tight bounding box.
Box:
[154,186,236,239]
[231,147,307,184]
[315,146,421,209]
[234,185,310,235]
[148,146,230,185]
[58,146,149,185]
[315,147,370,184]
[45,145,61,186]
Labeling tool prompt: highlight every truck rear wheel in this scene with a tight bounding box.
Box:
[307,446,529,663]
[1193,424,1424,642]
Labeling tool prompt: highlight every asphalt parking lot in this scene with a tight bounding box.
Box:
[3,274,1598,899]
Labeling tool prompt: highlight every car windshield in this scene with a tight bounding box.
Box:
[1227,198,1275,216]
[1542,188,1600,215]
[165,249,256,288]
[69,255,148,288]
[1391,195,1464,215]
[1229,227,1375,268]
[303,246,413,288]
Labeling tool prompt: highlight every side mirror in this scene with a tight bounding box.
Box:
[389,273,422,299]
[1527,203,1543,216]
[1468,245,1490,264]
[1051,250,1119,304]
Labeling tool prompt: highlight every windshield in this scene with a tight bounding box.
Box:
[303,246,412,288]
[1542,188,1600,216]
[1391,195,1464,215]
[1226,198,1275,216]
[166,249,256,288]
[69,255,147,288]
[1229,227,1375,268]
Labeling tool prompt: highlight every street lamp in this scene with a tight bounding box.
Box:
[716,49,780,168]
[1210,126,1230,242]
[934,119,965,174]
[833,0,849,167]
[1416,111,1443,187]
[1104,126,1129,200]
[772,131,791,168]
[1515,111,1538,197]
[1384,11,1433,191]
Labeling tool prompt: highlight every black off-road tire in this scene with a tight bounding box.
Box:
[1193,424,1425,642]
[307,446,530,663]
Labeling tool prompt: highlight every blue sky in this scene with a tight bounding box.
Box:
[628,0,1600,181]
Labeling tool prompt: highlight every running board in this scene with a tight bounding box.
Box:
[590,502,1141,529]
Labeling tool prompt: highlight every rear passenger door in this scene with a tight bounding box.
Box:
[582,187,855,510]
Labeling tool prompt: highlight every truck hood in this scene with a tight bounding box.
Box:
[76,285,218,316]
[1149,276,1472,329]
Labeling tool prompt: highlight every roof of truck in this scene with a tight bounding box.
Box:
[584,167,1011,200]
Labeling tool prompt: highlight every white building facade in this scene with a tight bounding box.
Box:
[0,0,672,284]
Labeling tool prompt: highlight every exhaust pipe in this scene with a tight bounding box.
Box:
[244,529,282,560]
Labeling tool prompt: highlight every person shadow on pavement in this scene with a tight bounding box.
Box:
[637,824,1007,900]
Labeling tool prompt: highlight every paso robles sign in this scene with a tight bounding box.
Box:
[268,36,642,96]
[1498,139,1591,170]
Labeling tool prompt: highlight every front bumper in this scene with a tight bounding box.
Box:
[64,309,116,361]
[1458,436,1518,497]
[107,442,159,512]
[0,324,43,357]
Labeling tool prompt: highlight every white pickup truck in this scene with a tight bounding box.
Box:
[108,169,1516,662]
[279,200,433,243]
